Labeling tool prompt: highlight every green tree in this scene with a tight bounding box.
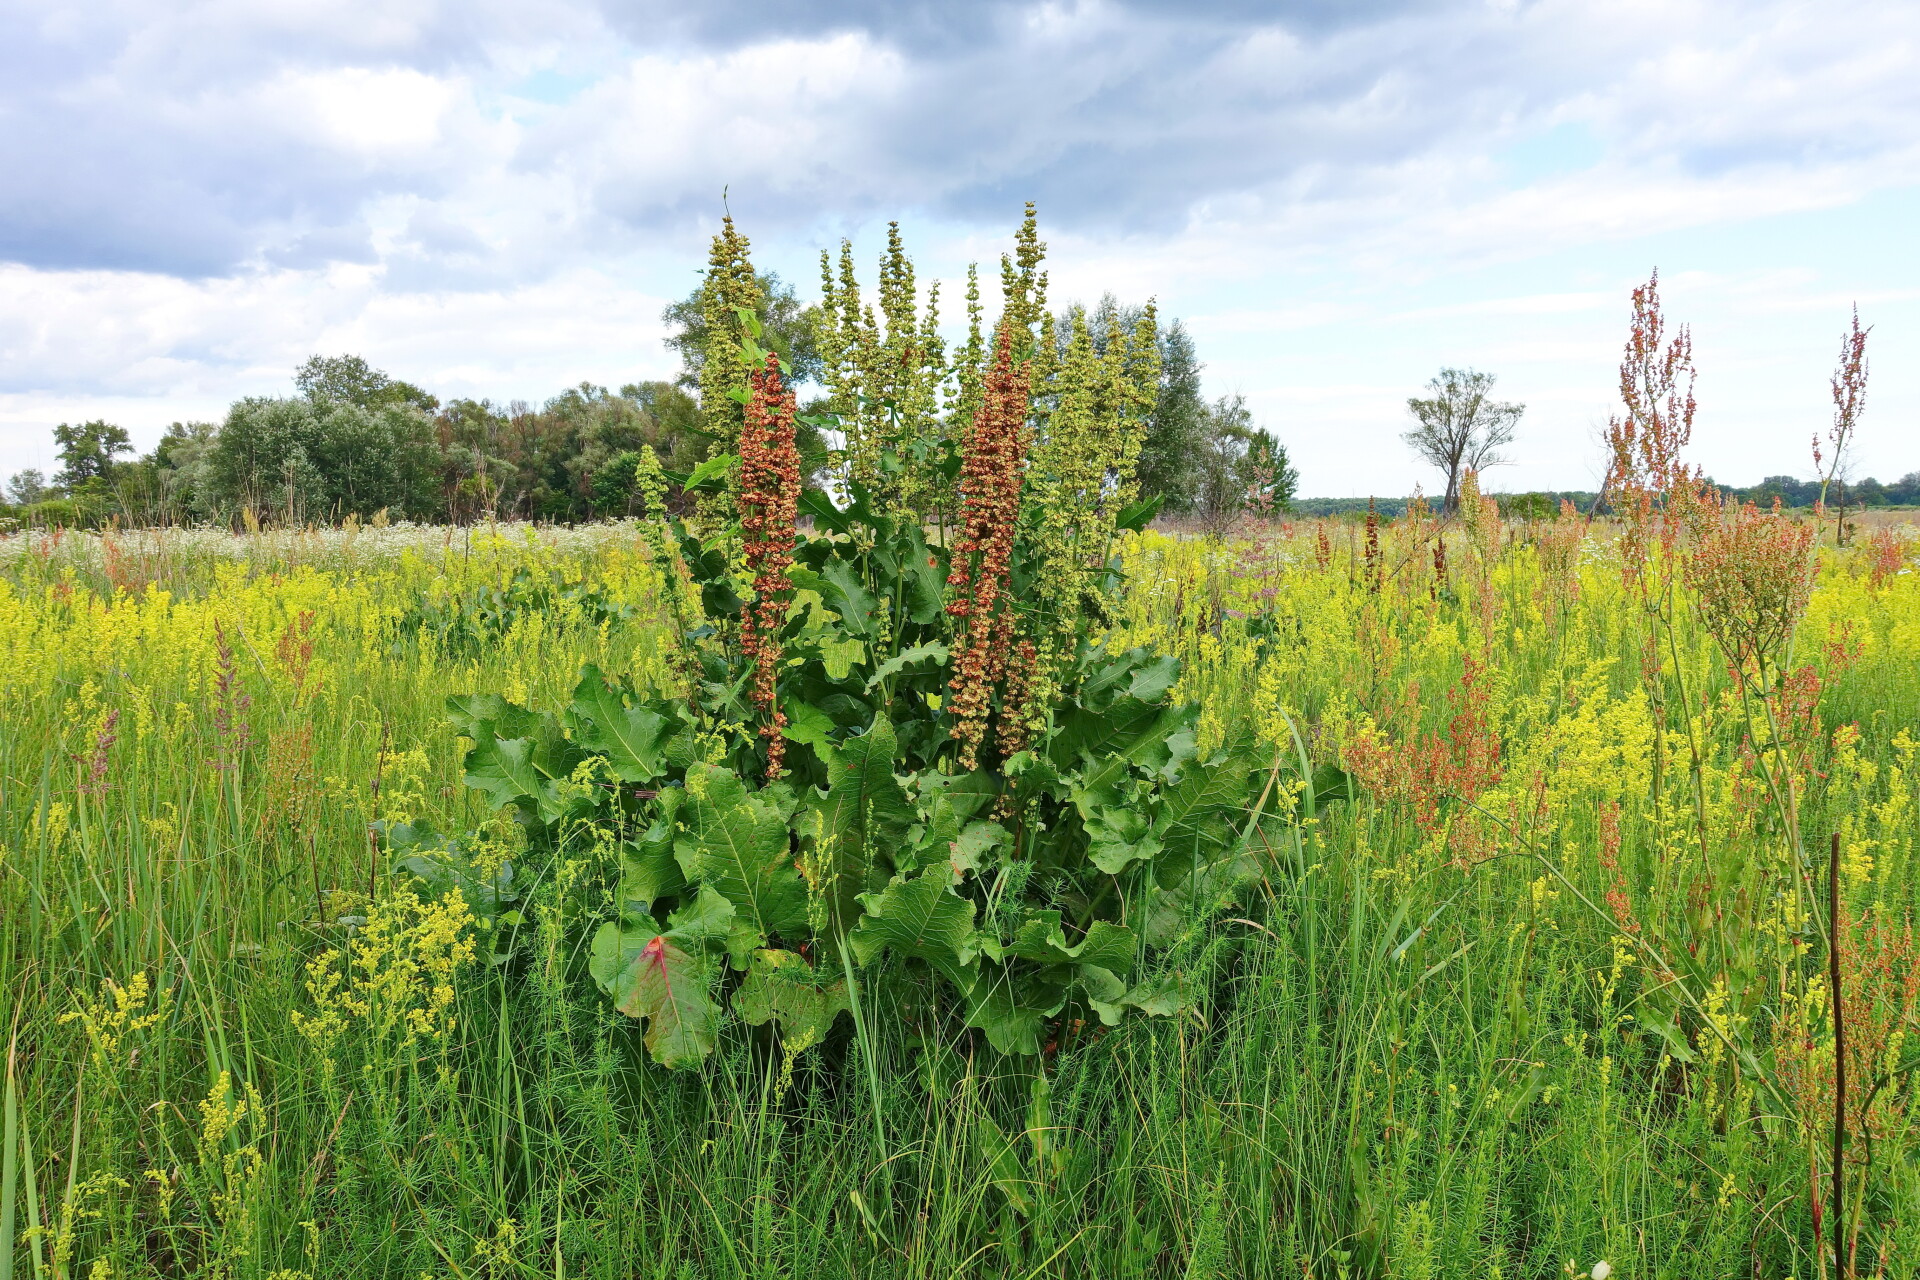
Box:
[434,398,515,523]
[1244,426,1299,516]
[1059,299,1204,511]
[207,398,330,520]
[592,450,646,515]
[296,354,438,413]
[52,419,133,489]
[1139,319,1206,510]
[306,402,441,518]
[1191,394,1295,536]
[485,382,710,522]
[621,380,706,450]
[1403,368,1523,512]
[6,468,48,505]
[664,270,823,392]
[208,396,440,523]
[137,421,221,522]
[549,383,658,515]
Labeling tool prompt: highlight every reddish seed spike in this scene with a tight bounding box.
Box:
[739,351,801,779]
[944,323,1032,768]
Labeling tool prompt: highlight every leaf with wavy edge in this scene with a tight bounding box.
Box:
[732,948,850,1049]
[674,765,808,966]
[568,666,684,782]
[849,863,979,986]
[617,789,685,917]
[589,887,733,1067]
[816,715,914,938]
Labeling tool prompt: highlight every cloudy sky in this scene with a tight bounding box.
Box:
[2,0,1916,495]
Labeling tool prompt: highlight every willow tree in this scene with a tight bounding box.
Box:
[1403,368,1524,512]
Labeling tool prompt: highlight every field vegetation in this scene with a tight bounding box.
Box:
[1,214,1917,1280]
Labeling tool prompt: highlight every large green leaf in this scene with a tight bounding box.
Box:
[862,641,948,693]
[732,948,850,1049]
[948,819,1011,876]
[994,913,1137,972]
[961,964,1069,1056]
[462,719,578,823]
[815,715,914,937]
[1087,971,1185,1026]
[679,532,744,617]
[787,562,875,641]
[462,736,545,811]
[588,887,733,1068]
[1138,845,1261,945]
[796,483,886,538]
[1052,697,1190,783]
[904,782,1007,877]
[1074,646,1172,705]
[446,692,538,742]
[679,452,737,494]
[1113,492,1165,533]
[1076,793,1163,874]
[675,765,809,964]
[797,488,852,534]
[1152,750,1258,885]
[894,526,948,625]
[1121,654,1182,704]
[915,770,1001,823]
[568,667,682,782]
[974,1112,1034,1216]
[849,863,979,986]
[617,790,685,917]
[780,699,840,757]
[1004,751,1065,806]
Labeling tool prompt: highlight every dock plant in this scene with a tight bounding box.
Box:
[417,211,1300,1068]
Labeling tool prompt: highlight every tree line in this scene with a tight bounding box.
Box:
[2,274,1295,530]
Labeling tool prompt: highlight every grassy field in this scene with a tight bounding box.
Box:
[2,511,1917,1279]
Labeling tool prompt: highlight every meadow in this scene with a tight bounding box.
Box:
[2,500,1917,1280]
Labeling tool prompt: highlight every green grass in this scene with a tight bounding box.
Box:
[1,521,1916,1278]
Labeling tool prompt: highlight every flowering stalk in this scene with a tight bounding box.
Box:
[1815,308,1870,546]
[738,352,802,778]
[212,621,252,773]
[1828,831,1848,1280]
[945,325,1031,769]
[1364,499,1381,594]
[1601,271,1713,871]
[696,216,763,524]
[635,445,701,682]
[77,709,120,798]
[816,223,950,522]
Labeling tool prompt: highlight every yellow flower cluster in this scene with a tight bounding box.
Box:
[59,970,168,1076]
[292,882,478,1079]
[192,1069,267,1275]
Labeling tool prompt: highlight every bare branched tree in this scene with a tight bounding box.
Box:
[1403,368,1524,512]
[1817,305,1870,544]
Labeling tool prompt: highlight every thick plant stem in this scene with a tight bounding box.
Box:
[1829,830,1848,1280]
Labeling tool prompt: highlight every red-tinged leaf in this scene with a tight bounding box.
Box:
[589,887,732,1068]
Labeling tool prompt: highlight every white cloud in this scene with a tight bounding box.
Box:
[0,0,1916,492]
[270,67,458,155]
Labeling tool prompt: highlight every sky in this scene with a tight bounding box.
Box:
[2,0,1916,496]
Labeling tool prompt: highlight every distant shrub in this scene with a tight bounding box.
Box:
[1499,492,1560,521]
